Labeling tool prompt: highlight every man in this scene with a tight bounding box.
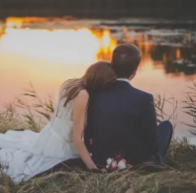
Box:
[85,44,173,168]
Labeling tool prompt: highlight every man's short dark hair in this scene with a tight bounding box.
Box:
[111,44,142,78]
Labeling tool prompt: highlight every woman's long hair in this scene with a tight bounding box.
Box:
[61,61,116,107]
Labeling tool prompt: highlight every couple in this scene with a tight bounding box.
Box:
[0,44,173,183]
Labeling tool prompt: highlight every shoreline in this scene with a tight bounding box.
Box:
[0,9,196,21]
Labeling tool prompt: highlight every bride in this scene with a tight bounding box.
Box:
[0,61,116,183]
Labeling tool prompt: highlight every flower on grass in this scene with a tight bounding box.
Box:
[118,159,126,169]
[106,157,128,170]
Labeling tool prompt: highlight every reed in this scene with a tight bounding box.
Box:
[183,83,196,135]
[0,103,23,133]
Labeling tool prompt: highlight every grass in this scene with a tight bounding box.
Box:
[0,104,24,133]
[0,139,196,193]
[0,83,196,193]
[183,82,196,134]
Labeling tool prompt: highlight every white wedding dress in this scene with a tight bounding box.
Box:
[0,83,79,184]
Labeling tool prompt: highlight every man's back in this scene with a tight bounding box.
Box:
[85,80,159,167]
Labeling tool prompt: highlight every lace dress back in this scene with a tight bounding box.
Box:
[32,82,78,159]
[51,83,74,142]
[55,83,73,121]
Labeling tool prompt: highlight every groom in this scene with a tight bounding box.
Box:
[84,44,173,167]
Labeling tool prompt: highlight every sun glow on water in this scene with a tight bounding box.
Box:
[5,17,47,28]
[0,17,117,105]
[1,18,117,65]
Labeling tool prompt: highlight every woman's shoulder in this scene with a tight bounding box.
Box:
[73,89,89,109]
[77,89,89,99]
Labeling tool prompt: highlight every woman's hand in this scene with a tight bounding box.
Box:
[100,168,107,173]
[72,90,98,170]
[89,168,108,173]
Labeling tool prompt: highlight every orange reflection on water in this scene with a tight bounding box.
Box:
[96,30,117,60]
[0,18,117,105]
[5,17,47,28]
[176,49,181,59]
[1,28,100,64]
[2,18,117,64]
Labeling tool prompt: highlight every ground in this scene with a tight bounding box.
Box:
[0,140,196,193]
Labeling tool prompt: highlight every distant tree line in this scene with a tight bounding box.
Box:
[0,0,196,19]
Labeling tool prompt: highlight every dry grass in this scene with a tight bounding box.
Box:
[0,84,196,193]
[1,140,196,193]
[0,83,55,133]
[183,82,196,134]
[15,82,55,132]
[1,111,196,193]
[0,104,24,133]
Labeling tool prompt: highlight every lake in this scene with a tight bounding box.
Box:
[0,17,196,137]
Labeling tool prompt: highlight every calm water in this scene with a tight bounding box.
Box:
[0,17,196,136]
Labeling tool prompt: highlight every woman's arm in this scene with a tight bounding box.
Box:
[72,90,98,170]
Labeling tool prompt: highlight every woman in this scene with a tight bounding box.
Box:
[0,61,116,183]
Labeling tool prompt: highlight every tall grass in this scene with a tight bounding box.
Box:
[15,82,55,132]
[183,83,196,135]
[0,103,23,133]
[155,95,178,128]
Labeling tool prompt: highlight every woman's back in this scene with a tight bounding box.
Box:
[35,82,78,158]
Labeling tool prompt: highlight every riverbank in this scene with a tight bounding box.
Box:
[0,140,196,193]
[0,10,196,21]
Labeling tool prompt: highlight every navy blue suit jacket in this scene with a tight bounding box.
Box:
[84,80,159,167]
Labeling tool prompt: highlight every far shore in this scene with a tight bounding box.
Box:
[0,8,196,20]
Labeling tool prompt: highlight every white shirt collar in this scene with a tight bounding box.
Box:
[117,78,131,84]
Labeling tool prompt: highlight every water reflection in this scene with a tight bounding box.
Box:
[1,17,196,77]
[149,46,196,75]
[0,18,117,106]
[5,17,47,28]
[1,29,116,65]
[121,27,196,75]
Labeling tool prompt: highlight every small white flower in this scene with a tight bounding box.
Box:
[118,160,126,169]
[107,158,113,165]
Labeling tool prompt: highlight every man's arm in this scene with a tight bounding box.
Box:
[140,94,159,156]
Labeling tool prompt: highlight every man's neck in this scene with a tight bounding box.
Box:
[117,78,130,84]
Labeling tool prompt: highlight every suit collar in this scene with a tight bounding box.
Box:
[116,78,131,85]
